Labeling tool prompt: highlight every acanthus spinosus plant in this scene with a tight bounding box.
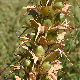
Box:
[10,0,78,80]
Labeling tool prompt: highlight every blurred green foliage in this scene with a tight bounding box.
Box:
[0,0,80,80]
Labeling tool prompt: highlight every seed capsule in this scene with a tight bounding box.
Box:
[30,32,35,40]
[43,74,52,80]
[46,28,57,41]
[41,6,54,20]
[26,19,31,25]
[54,12,65,26]
[42,19,52,28]
[40,61,51,73]
[59,13,65,21]
[35,45,45,57]
[53,2,63,10]
[24,59,33,72]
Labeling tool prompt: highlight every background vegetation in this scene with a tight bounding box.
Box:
[0,0,80,80]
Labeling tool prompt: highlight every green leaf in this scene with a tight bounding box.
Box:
[30,19,39,32]
[42,49,59,63]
